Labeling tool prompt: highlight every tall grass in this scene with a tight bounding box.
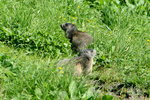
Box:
[0,0,99,58]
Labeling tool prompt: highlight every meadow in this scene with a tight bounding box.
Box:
[0,0,150,99]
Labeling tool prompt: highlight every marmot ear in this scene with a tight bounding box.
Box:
[73,25,77,30]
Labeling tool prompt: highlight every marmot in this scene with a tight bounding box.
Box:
[57,49,96,76]
[60,23,93,52]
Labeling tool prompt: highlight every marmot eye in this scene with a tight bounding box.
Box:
[65,23,69,26]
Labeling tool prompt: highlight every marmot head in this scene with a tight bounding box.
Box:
[60,23,77,32]
[80,49,96,59]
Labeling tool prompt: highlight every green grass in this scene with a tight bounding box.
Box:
[0,0,150,99]
[0,43,101,99]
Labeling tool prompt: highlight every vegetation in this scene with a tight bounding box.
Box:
[0,0,150,99]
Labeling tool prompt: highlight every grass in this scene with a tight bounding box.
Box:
[0,42,101,99]
[0,0,150,99]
